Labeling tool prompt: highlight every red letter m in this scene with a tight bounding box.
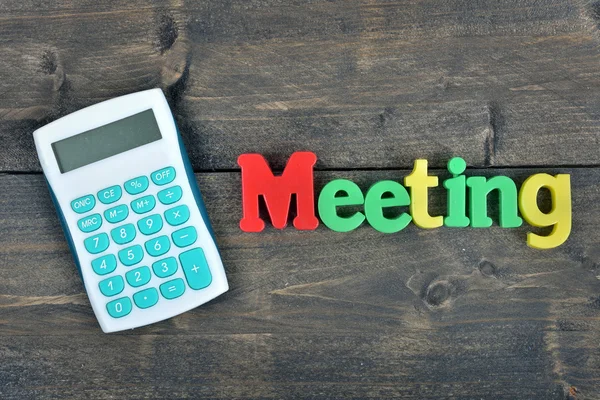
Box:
[237,152,319,232]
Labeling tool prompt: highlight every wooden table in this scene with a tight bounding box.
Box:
[1,1,599,399]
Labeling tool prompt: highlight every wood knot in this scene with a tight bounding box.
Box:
[425,281,450,306]
[478,260,497,277]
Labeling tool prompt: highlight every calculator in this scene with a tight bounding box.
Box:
[33,89,229,333]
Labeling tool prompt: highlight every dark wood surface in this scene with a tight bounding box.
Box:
[1,1,599,399]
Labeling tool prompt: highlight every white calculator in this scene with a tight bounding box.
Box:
[33,89,229,333]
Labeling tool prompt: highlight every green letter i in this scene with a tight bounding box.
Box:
[444,157,470,227]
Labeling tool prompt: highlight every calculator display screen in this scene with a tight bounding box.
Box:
[51,109,162,173]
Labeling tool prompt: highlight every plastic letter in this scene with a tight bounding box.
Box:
[318,179,365,232]
[466,176,523,228]
[364,180,412,233]
[404,159,443,228]
[444,157,470,227]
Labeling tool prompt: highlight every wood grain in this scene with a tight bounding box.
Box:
[0,171,598,399]
[2,0,600,171]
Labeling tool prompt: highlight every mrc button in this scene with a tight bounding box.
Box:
[71,194,95,214]
[151,166,176,186]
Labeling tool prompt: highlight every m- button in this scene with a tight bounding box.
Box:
[151,167,176,186]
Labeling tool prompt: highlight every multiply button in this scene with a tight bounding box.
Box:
[71,195,95,214]
[104,204,129,224]
[97,185,122,205]
[157,185,182,205]
[131,195,155,214]
[124,176,149,195]
[165,205,190,226]
[179,248,212,290]
[151,167,176,186]
[77,213,102,233]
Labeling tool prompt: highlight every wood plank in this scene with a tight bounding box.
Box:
[0,170,598,398]
[2,1,600,171]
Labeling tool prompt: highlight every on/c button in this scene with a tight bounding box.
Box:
[98,185,122,205]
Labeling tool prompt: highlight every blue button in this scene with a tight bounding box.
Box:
[172,226,197,248]
[133,288,159,309]
[71,195,95,214]
[97,185,122,205]
[98,275,124,297]
[179,248,212,290]
[77,213,102,233]
[84,233,109,254]
[104,204,129,224]
[124,176,149,195]
[91,254,117,275]
[157,185,182,205]
[151,166,176,186]
[125,266,151,288]
[164,205,190,226]
[118,245,144,266]
[106,297,132,318]
[137,214,163,236]
[110,224,136,245]
[160,278,186,300]
[131,195,155,214]
[152,257,178,278]
[145,235,170,257]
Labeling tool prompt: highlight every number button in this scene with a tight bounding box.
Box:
[160,278,186,300]
[106,297,132,318]
[145,235,171,257]
[77,213,102,233]
[157,185,182,205]
[104,204,129,224]
[179,248,212,290]
[152,257,177,278]
[131,195,156,214]
[118,245,144,266]
[98,275,125,297]
[97,185,122,205]
[71,195,95,214]
[91,254,117,275]
[172,226,197,248]
[110,224,136,245]
[137,214,163,236]
[165,205,190,226]
[124,176,149,195]
[125,266,151,288]
[151,166,176,186]
[84,233,109,254]
[133,288,159,309]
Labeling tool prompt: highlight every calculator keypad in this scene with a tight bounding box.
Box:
[72,166,214,319]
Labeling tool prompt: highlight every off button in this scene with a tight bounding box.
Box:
[151,166,176,186]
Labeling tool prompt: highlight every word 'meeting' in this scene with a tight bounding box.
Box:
[238,152,572,249]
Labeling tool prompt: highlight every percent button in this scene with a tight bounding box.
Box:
[124,176,149,195]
